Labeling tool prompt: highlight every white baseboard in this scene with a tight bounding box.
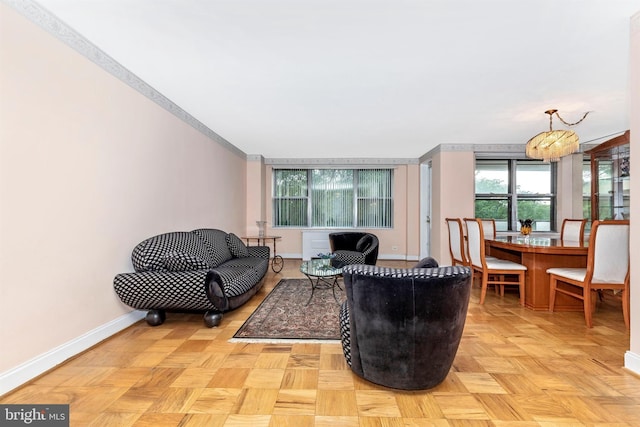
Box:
[277,253,418,262]
[277,252,300,260]
[378,254,418,261]
[0,310,145,396]
[624,350,640,376]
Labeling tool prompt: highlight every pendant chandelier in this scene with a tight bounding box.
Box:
[525,109,590,162]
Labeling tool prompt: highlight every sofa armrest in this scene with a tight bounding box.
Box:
[205,269,230,311]
[113,270,212,310]
[205,259,268,311]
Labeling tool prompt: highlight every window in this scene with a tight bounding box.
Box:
[475,159,556,232]
[273,168,393,228]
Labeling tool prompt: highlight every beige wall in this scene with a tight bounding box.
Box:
[405,164,421,260]
[246,157,266,236]
[430,150,476,264]
[0,4,247,375]
[628,10,639,368]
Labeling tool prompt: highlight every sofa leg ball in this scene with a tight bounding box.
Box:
[145,310,166,326]
[204,311,223,327]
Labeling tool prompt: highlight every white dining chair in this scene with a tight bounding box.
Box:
[560,218,587,245]
[481,219,496,240]
[548,220,630,329]
[479,218,499,264]
[464,218,527,305]
[445,218,468,266]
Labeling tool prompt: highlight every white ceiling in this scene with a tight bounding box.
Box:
[34,0,639,159]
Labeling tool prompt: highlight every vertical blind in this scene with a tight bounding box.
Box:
[273,169,307,227]
[311,169,353,227]
[357,169,392,228]
[273,168,393,228]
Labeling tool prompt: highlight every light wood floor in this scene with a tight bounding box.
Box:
[2,260,639,426]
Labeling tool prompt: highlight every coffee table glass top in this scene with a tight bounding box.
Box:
[300,259,342,277]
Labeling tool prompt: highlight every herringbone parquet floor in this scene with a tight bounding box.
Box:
[2,260,639,426]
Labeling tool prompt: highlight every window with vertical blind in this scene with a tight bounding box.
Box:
[273,168,393,228]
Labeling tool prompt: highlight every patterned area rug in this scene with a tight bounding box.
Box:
[232,278,345,343]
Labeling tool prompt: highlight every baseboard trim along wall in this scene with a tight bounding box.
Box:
[624,351,640,377]
[279,253,419,262]
[0,310,145,396]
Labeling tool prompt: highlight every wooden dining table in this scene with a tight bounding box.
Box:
[486,236,589,311]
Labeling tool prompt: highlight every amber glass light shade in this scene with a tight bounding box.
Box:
[525,129,580,162]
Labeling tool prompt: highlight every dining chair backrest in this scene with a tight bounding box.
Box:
[445,218,467,265]
[465,217,526,305]
[463,218,484,269]
[560,218,587,244]
[480,219,496,240]
[588,220,630,284]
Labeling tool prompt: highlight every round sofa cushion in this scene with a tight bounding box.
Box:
[226,233,250,258]
[191,228,233,267]
[132,231,214,272]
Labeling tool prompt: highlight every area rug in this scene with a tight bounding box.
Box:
[231,278,345,343]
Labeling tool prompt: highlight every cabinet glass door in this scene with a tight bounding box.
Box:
[593,145,630,220]
[587,130,630,223]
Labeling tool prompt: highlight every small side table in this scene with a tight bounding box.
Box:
[300,259,343,305]
[242,236,284,273]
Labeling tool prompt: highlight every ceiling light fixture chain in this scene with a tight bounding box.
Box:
[551,109,590,128]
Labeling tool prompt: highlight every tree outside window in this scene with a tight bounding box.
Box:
[273,168,393,228]
[475,159,556,232]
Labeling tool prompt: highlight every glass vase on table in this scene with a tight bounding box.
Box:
[317,252,335,269]
[519,219,533,243]
[256,220,267,238]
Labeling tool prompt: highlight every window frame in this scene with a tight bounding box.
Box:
[474,159,557,232]
[272,168,394,229]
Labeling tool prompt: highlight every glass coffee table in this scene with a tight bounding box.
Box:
[300,259,343,305]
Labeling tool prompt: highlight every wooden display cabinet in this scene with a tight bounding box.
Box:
[585,130,630,221]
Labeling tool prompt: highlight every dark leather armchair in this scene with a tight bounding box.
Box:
[339,262,472,390]
[328,232,379,267]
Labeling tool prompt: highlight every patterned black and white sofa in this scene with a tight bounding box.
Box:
[113,228,269,327]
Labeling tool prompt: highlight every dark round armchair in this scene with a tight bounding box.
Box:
[328,232,379,267]
[339,263,472,390]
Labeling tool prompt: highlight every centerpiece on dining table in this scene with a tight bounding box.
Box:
[519,219,533,236]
